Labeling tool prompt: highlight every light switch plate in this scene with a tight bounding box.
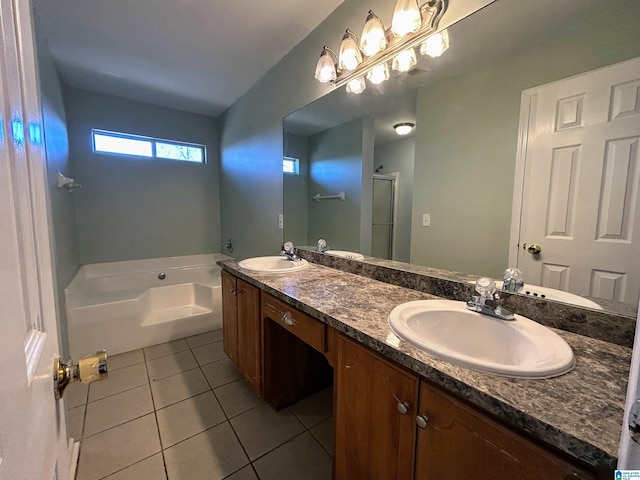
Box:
[278,214,284,229]
[422,214,431,227]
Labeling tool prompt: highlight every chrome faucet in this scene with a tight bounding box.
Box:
[466,278,515,321]
[316,239,328,253]
[281,241,301,262]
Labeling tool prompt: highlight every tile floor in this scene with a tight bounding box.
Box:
[65,329,334,480]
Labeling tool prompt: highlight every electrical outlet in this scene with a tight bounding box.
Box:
[422,213,431,227]
[278,214,284,230]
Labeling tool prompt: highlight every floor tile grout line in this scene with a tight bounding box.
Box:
[142,351,171,480]
[95,452,161,480]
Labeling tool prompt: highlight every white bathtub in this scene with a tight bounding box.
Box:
[65,253,229,359]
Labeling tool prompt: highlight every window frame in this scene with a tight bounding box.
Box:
[283,156,300,175]
[91,129,207,164]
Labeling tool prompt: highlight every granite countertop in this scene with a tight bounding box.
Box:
[219,259,631,473]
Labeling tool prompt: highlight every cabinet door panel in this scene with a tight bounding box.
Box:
[237,279,261,395]
[415,382,595,480]
[221,270,238,367]
[335,334,419,480]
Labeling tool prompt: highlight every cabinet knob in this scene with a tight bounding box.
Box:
[230,288,237,296]
[281,311,295,326]
[415,413,429,429]
[396,401,410,415]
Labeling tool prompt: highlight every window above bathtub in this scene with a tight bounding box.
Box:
[92,129,206,164]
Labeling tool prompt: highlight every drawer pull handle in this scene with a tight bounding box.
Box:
[416,413,429,429]
[281,312,295,326]
[397,401,410,415]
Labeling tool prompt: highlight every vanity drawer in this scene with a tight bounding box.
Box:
[262,294,326,353]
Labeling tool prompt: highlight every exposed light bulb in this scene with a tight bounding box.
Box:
[367,63,389,85]
[360,11,387,57]
[420,30,449,58]
[346,77,366,94]
[391,0,421,37]
[314,47,337,83]
[394,122,415,135]
[392,48,417,73]
[338,30,362,71]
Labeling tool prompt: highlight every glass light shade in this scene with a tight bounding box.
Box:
[346,77,366,94]
[394,122,414,135]
[367,62,389,85]
[315,48,336,83]
[392,48,417,73]
[338,30,362,71]
[391,0,421,37]
[360,11,387,57]
[420,30,449,58]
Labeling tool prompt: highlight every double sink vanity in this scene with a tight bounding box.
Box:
[219,251,632,479]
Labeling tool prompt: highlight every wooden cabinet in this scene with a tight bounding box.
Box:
[223,270,601,479]
[221,270,261,396]
[334,334,419,480]
[415,382,596,480]
[262,293,332,409]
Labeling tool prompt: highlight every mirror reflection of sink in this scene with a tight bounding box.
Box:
[388,300,575,379]
[325,250,365,261]
[468,280,603,310]
[238,256,309,274]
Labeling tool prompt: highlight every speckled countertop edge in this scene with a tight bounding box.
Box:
[297,248,637,348]
[219,259,631,473]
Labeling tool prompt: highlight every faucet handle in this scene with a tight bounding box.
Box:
[475,277,497,298]
[317,239,327,252]
[282,241,294,254]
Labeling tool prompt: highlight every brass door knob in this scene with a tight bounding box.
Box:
[54,350,108,400]
[526,244,542,255]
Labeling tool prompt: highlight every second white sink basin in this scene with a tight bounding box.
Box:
[325,250,364,260]
[238,256,309,274]
[388,300,574,379]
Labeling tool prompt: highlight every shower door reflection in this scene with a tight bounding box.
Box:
[372,174,396,259]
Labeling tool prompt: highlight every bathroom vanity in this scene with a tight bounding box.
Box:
[219,259,629,479]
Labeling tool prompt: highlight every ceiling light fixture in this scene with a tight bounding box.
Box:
[394,122,415,135]
[314,0,447,92]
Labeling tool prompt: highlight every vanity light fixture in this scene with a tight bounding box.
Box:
[338,30,363,71]
[394,122,415,135]
[313,0,446,92]
[392,48,417,72]
[420,29,449,58]
[391,0,422,37]
[346,77,367,94]
[360,10,387,57]
[367,62,390,85]
[314,46,337,83]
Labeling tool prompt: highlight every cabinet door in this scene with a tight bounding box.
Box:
[221,270,238,367]
[237,278,261,395]
[335,334,419,480]
[415,382,596,480]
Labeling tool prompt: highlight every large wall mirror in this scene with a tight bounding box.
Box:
[283,0,640,317]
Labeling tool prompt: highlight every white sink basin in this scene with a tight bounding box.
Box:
[238,256,309,274]
[388,300,575,379]
[325,250,364,260]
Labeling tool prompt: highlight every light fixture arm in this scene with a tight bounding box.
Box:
[332,0,447,88]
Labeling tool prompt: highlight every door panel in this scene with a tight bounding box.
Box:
[518,57,640,305]
[0,0,68,477]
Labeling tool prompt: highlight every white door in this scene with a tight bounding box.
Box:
[513,57,640,306]
[0,0,70,478]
